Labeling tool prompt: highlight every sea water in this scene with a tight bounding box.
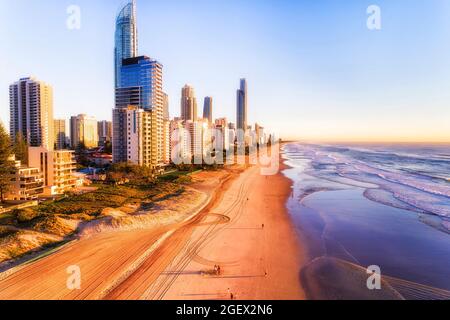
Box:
[283,143,450,299]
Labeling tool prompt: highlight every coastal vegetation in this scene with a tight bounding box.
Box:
[0,123,16,203]
[0,162,197,264]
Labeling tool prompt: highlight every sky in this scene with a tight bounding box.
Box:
[1,0,450,143]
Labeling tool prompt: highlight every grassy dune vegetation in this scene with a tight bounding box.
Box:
[0,165,195,265]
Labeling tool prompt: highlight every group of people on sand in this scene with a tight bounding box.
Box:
[213,264,221,275]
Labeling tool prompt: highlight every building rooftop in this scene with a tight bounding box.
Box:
[122,55,163,67]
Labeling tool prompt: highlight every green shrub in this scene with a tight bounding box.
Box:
[175,176,192,184]
[15,208,41,223]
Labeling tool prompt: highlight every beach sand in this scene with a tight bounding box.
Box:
[0,159,306,300]
[140,161,306,300]
[0,170,228,299]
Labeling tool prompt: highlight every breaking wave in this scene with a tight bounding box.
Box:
[284,143,450,219]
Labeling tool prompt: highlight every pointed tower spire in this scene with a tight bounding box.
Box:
[114,0,138,88]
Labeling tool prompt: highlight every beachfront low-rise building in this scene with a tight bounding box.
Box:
[5,156,44,201]
[28,147,77,195]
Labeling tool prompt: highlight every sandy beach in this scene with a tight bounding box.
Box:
[119,161,306,300]
[0,159,306,300]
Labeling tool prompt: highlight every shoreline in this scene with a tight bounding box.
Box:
[281,150,404,300]
[0,156,308,300]
[282,142,450,299]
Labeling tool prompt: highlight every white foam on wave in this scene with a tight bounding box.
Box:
[286,143,450,219]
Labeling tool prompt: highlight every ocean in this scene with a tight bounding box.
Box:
[282,143,450,299]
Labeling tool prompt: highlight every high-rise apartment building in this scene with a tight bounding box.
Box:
[9,77,54,151]
[113,107,154,166]
[236,78,248,132]
[203,97,213,123]
[113,56,164,168]
[163,92,169,121]
[181,85,197,122]
[54,119,66,150]
[70,114,98,149]
[170,119,212,164]
[112,1,167,170]
[113,106,144,164]
[214,118,232,152]
[170,119,187,162]
[162,92,170,163]
[185,120,204,160]
[114,0,138,88]
[163,120,171,164]
[97,120,112,146]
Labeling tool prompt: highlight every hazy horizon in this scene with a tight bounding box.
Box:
[1,0,450,143]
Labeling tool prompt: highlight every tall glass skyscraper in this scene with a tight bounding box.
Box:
[203,97,213,123]
[116,56,163,111]
[236,78,248,132]
[114,0,138,88]
[113,56,164,167]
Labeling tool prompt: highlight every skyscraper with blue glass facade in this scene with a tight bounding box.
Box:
[236,78,248,132]
[203,97,213,123]
[113,56,164,168]
[112,1,167,169]
[114,0,138,88]
[116,56,163,111]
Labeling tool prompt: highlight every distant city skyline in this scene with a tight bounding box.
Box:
[2,0,450,142]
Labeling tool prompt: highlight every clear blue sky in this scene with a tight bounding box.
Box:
[1,0,450,142]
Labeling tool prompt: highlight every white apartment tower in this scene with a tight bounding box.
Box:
[9,77,54,151]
